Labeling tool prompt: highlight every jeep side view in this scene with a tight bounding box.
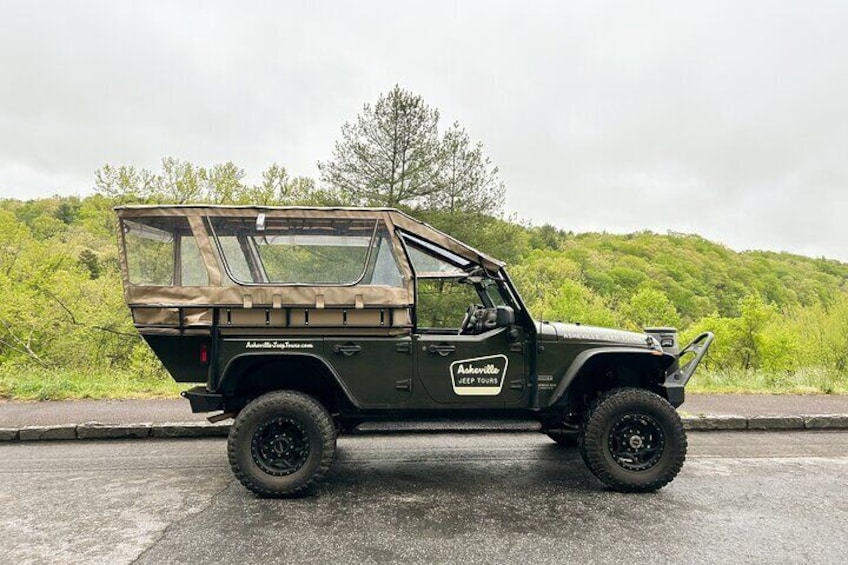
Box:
[115,205,713,496]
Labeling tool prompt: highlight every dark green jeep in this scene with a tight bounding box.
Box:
[116,205,712,496]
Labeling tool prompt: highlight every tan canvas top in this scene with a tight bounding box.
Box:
[115,205,505,309]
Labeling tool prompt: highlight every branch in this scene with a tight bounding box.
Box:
[41,288,78,325]
[39,287,137,338]
[92,325,139,338]
[0,319,48,367]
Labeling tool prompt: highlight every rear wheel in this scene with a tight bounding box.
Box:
[228,390,336,497]
[579,388,686,493]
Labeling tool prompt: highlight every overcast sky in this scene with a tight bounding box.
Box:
[1,1,847,260]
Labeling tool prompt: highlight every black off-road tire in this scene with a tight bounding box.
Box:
[228,390,336,498]
[546,431,580,447]
[579,387,686,493]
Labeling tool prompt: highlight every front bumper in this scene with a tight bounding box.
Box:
[662,332,715,406]
[673,332,715,386]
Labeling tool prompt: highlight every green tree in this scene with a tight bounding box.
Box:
[543,280,620,327]
[157,157,206,203]
[623,287,682,330]
[318,85,442,207]
[427,122,505,220]
[0,210,30,276]
[205,162,246,204]
[94,164,158,203]
[94,159,321,206]
[54,198,81,224]
[242,164,330,206]
[78,249,102,280]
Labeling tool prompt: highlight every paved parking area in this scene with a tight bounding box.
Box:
[1,432,846,564]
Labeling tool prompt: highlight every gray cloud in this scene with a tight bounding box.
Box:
[1,0,846,259]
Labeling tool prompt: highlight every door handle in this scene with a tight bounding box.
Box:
[427,344,456,357]
[332,343,362,357]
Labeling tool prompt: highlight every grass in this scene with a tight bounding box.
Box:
[688,368,848,395]
[0,365,845,401]
[0,365,186,401]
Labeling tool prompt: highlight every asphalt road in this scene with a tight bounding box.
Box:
[1,432,846,564]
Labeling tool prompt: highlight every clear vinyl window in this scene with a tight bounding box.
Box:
[209,216,404,287]
[401,232,471,277]
[121,217,208,286]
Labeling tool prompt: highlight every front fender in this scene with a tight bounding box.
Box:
[547,347,676,408]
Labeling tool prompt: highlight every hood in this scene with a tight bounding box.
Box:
[536,321,654,348]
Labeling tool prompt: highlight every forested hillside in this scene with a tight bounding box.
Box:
[1,190,847,399]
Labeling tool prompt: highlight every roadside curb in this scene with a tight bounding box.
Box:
[1,415,848,442]
[682,414,848,431]
[0,421,230,442]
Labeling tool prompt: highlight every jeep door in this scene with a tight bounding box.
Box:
[416,325,527,406]
[403,236,527,407]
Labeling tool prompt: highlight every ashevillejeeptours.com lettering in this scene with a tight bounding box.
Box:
[245,341,314,350]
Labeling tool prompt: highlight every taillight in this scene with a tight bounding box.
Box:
[200,343,209,364]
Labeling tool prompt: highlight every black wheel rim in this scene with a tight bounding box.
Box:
[251,417,311,476]
[607,413,665,472]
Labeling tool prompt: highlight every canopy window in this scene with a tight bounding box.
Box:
[121,216,208,287]
[208,216,404,288]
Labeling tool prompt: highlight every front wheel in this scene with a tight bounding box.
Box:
[579,388,686,493]
[228,390,336,497]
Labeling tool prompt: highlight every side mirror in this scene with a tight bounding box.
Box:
[495,306,515,327]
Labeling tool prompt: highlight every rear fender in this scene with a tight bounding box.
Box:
[217,352,360,409]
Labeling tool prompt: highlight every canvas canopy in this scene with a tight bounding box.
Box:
[115,205,505,310]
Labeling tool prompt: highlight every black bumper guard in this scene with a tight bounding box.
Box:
[672,332,714,386]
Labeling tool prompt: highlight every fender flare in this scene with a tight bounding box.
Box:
[547,347,676,408]
[217,351,362,408]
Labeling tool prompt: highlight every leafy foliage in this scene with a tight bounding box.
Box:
[3,183,848,398]
[94,158,334,206]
